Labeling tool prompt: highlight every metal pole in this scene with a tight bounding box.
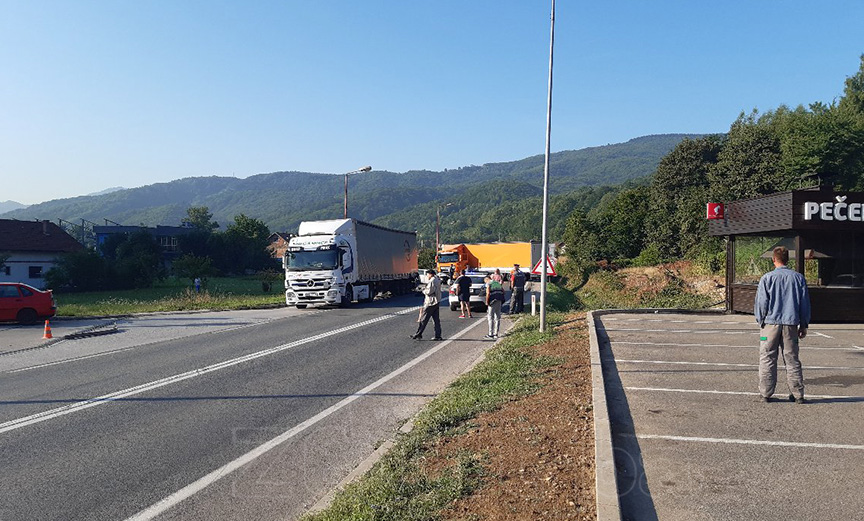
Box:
[436,207,441,257]
[539,0,555,333]
[343,173,349,219]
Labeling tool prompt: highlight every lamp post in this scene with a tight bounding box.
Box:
[539,0,555,333]
[344,166,372,218]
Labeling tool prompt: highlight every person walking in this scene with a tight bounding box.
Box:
[509,264,526,314]
[484,275,505,339]
[455,269,473,318]
[411,269,443,341]
[755,246,811,404]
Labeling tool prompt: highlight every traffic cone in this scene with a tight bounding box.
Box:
[42,320,53,339]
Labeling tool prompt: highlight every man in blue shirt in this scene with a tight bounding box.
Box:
[754,246,811,404]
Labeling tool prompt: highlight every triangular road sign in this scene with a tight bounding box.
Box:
[532,257,557,276]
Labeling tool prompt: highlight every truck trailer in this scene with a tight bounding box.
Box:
[283,219,418,308]
[437,241,550,280]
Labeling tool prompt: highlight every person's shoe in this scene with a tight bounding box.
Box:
[410,333,422,340]
[432,337,444,341]
[760,395,771,403]
[788,394,795,402]
[484,334,494,339]
[795,396,807,404]
[458,315,466,318]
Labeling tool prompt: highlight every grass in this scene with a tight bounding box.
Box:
[55,277,285,316]
[302,283,575,521]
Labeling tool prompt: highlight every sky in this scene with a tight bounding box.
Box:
[1,1,863,205]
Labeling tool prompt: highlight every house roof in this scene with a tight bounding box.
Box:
[0,219,85,253]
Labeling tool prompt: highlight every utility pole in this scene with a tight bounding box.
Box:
[343,166,372,219]
[540,0,555,333]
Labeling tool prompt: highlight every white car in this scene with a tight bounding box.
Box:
[448,274,488,312]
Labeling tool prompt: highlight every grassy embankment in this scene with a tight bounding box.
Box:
[55,277,285,317]
[302,284,579,521]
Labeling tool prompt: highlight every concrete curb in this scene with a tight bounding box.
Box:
[588,310,622,521]
[588,307,731,520]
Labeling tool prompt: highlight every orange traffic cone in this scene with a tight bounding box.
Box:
[43,320,53,339]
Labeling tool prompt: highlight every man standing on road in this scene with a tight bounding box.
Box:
[412,269,443,341]
[455,269,473,318]
[484,275,505,339]
[509,264,526,314]
[755,246,811,404]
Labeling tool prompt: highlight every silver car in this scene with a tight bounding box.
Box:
[448,274,488,311]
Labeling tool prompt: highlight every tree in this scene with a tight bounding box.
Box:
[112,230,166,288]
[646,136,723,258]
[592,186,651,260]
[218,214,272,273]
[172,254,215,283]
[182,206,219,232]
[44,250,113,291]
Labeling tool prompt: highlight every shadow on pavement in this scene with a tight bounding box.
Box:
[596,320,660,521]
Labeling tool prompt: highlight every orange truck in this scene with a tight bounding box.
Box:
[436,241,547,281]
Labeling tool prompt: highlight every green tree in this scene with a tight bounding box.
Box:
[182,206,219,232]
[112,230,165,288]
[44,250,113,291]
[646,136,723,258]
[418,247,436,270]
[172,254,215,283]
[217,214,272,273]
[592,186,651,260]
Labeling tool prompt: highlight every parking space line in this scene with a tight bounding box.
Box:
[612,340,852,351]
[604,328,753,335]
[633,433,864,451]
[616,359,864,370]
[624,386,864,401]
[812,331,834,339]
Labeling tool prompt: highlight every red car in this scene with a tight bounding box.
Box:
[0,283,57,324]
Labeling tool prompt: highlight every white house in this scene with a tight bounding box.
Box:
[0,219,84,289]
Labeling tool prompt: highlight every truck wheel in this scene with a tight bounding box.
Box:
[296,304,307,309]
[341,284,353,307]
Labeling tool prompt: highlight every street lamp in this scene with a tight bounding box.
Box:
[344,166,372,219]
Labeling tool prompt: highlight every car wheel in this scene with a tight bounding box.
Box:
[17,308,39,325]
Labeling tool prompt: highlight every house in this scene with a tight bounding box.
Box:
[267,232,292,260]
[0,219,84,289]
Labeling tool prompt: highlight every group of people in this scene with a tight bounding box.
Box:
[411,263,529,341]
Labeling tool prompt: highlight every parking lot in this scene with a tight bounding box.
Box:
[596,311,864,521]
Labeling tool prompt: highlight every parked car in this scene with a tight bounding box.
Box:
[0,283,57,324]
[448,274,488,312]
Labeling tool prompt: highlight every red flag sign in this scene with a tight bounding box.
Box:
[706,203,724,220]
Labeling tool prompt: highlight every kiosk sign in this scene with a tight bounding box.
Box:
[706,203,724,220]
[803,195,864,222]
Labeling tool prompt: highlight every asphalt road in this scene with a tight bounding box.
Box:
[0,294,504,521]
[596,311,864,521]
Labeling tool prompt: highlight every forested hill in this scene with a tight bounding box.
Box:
[1,134,696,240]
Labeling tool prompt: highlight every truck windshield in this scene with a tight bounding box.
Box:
[286,250,339,271]
[438,252,459,263]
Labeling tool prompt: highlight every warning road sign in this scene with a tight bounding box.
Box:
[531,257,557,276]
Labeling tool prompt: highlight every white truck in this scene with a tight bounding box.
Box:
[283,218,418,308]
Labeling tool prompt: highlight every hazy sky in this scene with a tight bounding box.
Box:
[1,1,863,205]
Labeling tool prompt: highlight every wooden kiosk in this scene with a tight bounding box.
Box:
[709,187,864,322]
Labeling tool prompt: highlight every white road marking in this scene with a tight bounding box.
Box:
[634,433,864,451]
[812,331,834,339]
[603,328,754,335]
[611,340,852,351]
[0,307,420,435]
[615,359,864,371]
[124,317,486,521]
[624,386,864,401]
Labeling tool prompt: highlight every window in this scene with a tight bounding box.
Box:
[29,266,43,279]
[0,285,19,298]
[2,266,9,276]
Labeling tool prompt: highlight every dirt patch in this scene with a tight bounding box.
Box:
[423,313,596,520]
[618,261,725,305]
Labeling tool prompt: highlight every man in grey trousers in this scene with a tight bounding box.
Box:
[754,246,811,404]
